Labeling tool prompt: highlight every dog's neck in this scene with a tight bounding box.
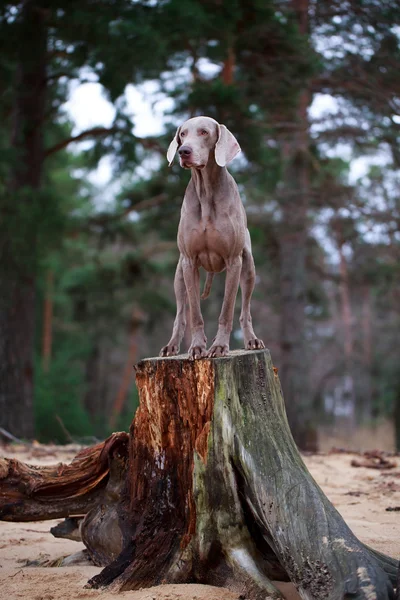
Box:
[190,153,228,204]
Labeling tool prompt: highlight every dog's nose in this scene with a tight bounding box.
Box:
[178,145,192,157]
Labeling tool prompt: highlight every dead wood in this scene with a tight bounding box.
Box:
[1,351,398,599]
[350,450,397,470]
[50,517,83,541]
[0,432,128,522]
[84,350,398,600]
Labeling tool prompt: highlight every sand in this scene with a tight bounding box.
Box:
[1,444,399,600]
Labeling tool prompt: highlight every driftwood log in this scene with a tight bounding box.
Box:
[0,432,128,522]
[0,349,398,599]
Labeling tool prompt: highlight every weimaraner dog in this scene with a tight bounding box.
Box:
[160,116,264,359]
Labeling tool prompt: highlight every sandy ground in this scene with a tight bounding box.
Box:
[1,444,399,600]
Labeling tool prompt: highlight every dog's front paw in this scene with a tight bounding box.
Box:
[245,337,265,350]
[206,343,229,358]
[160,343,179,357]
[188,345,207,360]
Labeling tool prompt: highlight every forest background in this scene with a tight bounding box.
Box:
[0,0,399,451]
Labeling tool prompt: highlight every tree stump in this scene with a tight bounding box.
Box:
[84,349,398,599]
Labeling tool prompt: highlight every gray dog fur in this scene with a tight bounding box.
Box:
[160,116,264,359]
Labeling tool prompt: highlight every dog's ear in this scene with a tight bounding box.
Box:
[166,126,181,166]
[215,124,241,167]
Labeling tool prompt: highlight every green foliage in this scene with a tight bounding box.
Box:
[34,345,92,443]
[1,0,400,443]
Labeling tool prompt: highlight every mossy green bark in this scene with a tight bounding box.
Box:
[195,350,396,599]
[87,349,397,599]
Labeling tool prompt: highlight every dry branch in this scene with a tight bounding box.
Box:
[0,432,128,521]
[45,127,164,157]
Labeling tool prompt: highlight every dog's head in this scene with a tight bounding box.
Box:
[166,116,241,169]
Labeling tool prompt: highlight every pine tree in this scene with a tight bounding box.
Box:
[0,0,168,437]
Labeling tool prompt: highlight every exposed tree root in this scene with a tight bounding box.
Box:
[0,432,128,521]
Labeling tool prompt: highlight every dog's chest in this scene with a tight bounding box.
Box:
[189,218,222,249]
[178,208,243,272]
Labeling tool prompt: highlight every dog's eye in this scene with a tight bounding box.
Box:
[200,129,208,136]
[180,132,186,138]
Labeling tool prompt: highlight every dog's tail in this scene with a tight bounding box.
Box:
[201,273,214,300]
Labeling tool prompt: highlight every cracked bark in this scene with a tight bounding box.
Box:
[0,350,397,598]
[85,350,398,599]
[0,0,48,439]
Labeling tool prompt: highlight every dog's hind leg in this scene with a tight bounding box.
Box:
[239,241,265,350]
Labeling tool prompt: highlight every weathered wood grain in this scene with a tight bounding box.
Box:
[0,432,128,522]
[88,350,398,599]
[1,350,397,599]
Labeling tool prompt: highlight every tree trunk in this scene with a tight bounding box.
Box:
[337,242,357,429]
[83,342,102,423]
[360,284,374,421]
[222,47,235,85]
[0,281,36,438]
[0,0,48,438]
[277,0,315,450]
[395,381,400,453]
[278,90,314,450]
[109,309,140,430]
[81,350,397,599]
[42,270,54,373]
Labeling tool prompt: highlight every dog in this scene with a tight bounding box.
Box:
[160,116,264,359]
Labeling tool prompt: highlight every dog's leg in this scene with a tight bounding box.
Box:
[160,257,187,356]
[239,246,265,350]
[207,256,242,358]
[182,258,207,360]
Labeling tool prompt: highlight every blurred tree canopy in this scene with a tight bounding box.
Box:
[0,0,399,448]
